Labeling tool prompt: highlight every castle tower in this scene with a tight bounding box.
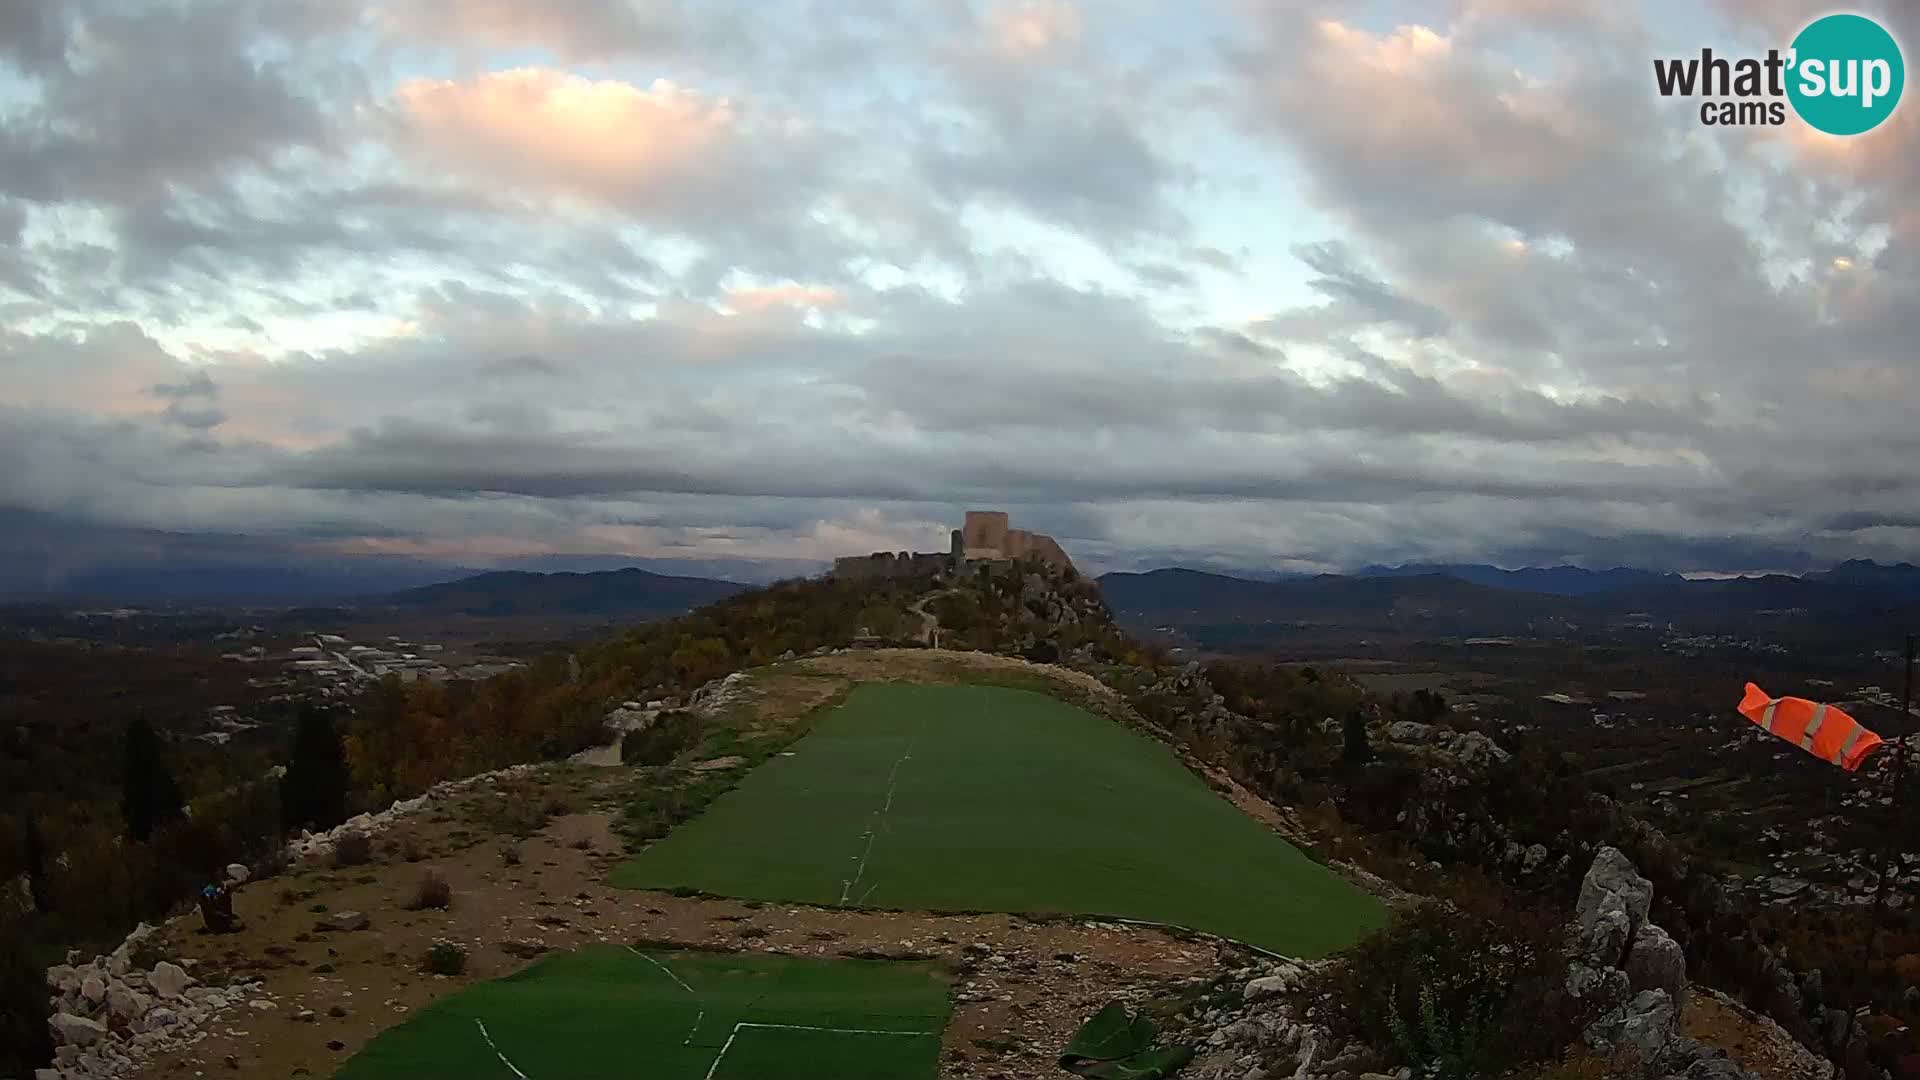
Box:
[962,510,1010,559]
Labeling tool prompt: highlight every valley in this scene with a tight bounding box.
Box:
[8,554,1918,1080]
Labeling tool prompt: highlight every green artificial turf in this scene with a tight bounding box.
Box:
[611,683,1385,958]
[330,945,949,1080]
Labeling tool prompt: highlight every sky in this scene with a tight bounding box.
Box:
[1,0,1917,584]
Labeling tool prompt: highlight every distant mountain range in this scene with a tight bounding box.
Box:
[371,568,747,618]
[1097,561,1920,644]
[1351,563,1684,596]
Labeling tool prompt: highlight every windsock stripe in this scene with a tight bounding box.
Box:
[1837,725,1868,765]
[1801,704,1829,750]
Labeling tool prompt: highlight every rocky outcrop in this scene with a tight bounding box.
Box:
[282,761,543,863]
[688,670,755,716]
[1568,848,1762,1080]
[41,930,274,1080]
[1174,957,1372,1080]
[1625,922,1688,1004]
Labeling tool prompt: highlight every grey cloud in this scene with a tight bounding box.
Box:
[150,369,226,430]
[1291,242,1451,338]
[1,0,1917,579]
[0,0,70,72]
[0,3,334,204]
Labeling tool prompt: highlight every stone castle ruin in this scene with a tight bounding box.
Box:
[832,510,1074,581]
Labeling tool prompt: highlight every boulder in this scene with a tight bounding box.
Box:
[320,910,370,932]
[1682,1049,1752,1079]
[149,961,193,1000]
[1522,843,1549,873]
[1385,721,1434,743]
[1244,975,1293,1001]
[1578,900,1633,969]
[105,984,150,1026]
[80,972,106,1004]
[1588,989,1679,1065]
[1625,921,1689,1004]
[1446,730,1511,767]
[49,1010,108,1046]
[1578,847,1652,937]
[1566,962,1631,1005]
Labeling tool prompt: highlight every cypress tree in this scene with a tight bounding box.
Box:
[21,816,49,913]
[1342,708,1375,765]
[280,706,349,833]
[120,718,184,842]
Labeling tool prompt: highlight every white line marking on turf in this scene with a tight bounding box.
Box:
[737,1022,934,1036]
[474,1018,531,1080]
[702,1029,740,1080]
[838,716,928,906]
[701,1021,936,1080]
[628,946,704,1043]
[627,946,697,996]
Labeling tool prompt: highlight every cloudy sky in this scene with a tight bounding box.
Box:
[1,0,1916,584]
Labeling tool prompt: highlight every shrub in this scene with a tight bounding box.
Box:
[1319,901,1591,1079]
[0,915,52,1079]
[424,939,467,975]
[621,712,704,767]
[484,789,550,838]
[405,872,452,911]
[332,832,372,868]
[500,844,522,867]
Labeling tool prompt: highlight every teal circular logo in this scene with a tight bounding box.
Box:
[1787,13,1904,136]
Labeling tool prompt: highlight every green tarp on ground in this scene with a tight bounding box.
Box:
[1060,1003,1194,1080]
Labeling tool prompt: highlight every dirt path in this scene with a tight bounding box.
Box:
[908,591,946,647]
[134,766,1218,1080]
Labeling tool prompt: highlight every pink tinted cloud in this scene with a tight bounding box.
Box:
[390,69,749,212]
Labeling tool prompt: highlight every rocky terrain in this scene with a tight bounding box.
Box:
[1169,848,1827,1080]
[28,570,1889,1079]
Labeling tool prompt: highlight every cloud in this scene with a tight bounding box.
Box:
[0,2,334,204]
[150,369,227,430]
[378,0,682,60]
[1,0,1917,581]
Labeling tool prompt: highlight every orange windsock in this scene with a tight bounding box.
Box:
[1736,682,1883,772]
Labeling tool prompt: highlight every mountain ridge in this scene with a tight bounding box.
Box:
[372,566,747,617]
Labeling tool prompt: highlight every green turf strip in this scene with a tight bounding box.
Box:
[611,683,1385,958]
[330,945,949,1080]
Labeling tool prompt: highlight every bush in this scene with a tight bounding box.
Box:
[621,711,704,767]
[405,871,452,911]
[424,939,467,975]
[332,832,372,868]
[489,796,548,838]
[1319,901,1591,1079]
[0,915,52,1079]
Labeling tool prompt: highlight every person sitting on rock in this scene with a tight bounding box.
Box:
[197,864,249,933]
